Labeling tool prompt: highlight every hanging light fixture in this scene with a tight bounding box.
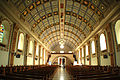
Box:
[59,39,65,49]
[60,44,64,49]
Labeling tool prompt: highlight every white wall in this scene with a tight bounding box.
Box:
[14,55,24,66]
[35,59,38,65]
[91,57,97,65]
[81,58,84,64]
[27,56,33,65]
[100,54,111,66]
[86,58,89,65]
[0,50,9,66]
[116,51,120,66]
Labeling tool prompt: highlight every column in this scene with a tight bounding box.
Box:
[83,46,86,65]
[45,50,49,64]
[42,48,44,65]
[106,24,115,66]
[24,34,29,65]
[33,41,37,65]
[77,50,79,62]
[9,24,19,66]
[80,48,82,64]
[40,47,43,65]
[78,49,80,64]
[44,49,46,64]
[38,45,41,65]
[95,34,101,66]
[88,41,91,65]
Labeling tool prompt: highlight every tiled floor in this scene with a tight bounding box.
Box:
[51,67,72,80]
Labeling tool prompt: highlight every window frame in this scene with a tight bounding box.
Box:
[100,33,107,52]
[17,32,24,54]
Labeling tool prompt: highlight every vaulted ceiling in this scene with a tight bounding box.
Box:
[11,0,110,51]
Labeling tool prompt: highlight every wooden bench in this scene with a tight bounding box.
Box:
[66,65,120,80]
[0,65,58,80]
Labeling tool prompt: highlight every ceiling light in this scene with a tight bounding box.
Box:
[60,51,64,53]
[102,6,104,9]
[60,44,64,49]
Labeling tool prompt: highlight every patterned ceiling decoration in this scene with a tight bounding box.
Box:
[11,0,108,50]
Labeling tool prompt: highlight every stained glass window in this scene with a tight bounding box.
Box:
[0,24,4,43]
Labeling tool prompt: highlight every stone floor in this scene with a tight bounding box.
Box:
[51,67,72,80]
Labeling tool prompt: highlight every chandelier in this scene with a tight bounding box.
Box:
[59,39,65,49]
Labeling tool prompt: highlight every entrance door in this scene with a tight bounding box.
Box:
[58,57,66,67]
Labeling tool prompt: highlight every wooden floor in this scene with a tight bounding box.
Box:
[51,67,72,80]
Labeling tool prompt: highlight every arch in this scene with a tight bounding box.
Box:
[48,38,77,49]
[100,33,107,51]
[52,56,73,65]
[115,20,120,44]
[91,40,95,54]
[44,35,79,45]
[18,33,24,51]
[0,19,11,46]
[42,29,82,42]
[39,23,86,38]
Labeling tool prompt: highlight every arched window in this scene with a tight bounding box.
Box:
[0,24,4,43]
[36,44,39,56]
[18,33,24,51]
[91,40,95,54]
[29,40,33,54]
[0,20,11,46]
[82,47,84,57]
[100,33,107,51]
[115,20,120,44]
[86,45,88,56]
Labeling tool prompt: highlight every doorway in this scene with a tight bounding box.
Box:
[58,57,66,67]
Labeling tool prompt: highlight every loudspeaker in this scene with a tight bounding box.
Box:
[73,55,76,58]
[103,55,108,59]
[16,54,20,58]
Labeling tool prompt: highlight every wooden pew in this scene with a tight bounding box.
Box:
[66,65,120,80]
[0,65,58,80]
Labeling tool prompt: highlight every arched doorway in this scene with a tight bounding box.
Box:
[58,57,66,67]
[52,56,73,66]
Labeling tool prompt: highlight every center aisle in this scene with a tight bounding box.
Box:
[51,67,72,80]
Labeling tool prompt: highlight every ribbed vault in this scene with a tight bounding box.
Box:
[11,0,110,51]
